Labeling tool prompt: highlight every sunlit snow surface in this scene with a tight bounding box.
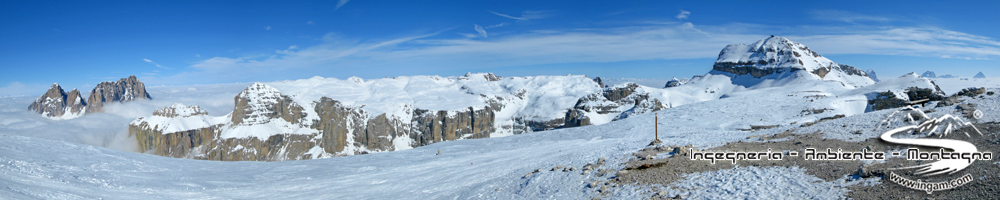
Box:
[0,75,997,199]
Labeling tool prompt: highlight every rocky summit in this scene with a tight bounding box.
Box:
[86,75,152,113]
[27,83,87,119]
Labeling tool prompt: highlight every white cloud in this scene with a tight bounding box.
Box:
[489,11,549,21]
[676,10,690,20]
[289,45,298,49]
[143,59,164,68]
[0,82,38,97]
[486,22,509,29]
[810,10,890,23]
[164,22,1000,85]
[266,26,272,30]
[474,24,487,38]
[195,54,201,57]
[458,33,479,38]
[307,21,314,25]
[336,0,350,10]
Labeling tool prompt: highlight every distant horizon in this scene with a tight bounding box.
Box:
[3,1,999,96]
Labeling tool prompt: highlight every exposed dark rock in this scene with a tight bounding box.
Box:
[904,86,944,102]
[867,91,908,111]
[28,83,87,117]
[711,63,798,78]
[311,97,367,153]
[411,106,495,146]
[520,117,565,132]
[593,77,605,88]
[565,83,664,128]
[955,87,986,97]
[86,75,151,113]
[664,78,688,88]
[564,109,591,128]
[205,134,317,161]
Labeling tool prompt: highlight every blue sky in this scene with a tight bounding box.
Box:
[2,0,999,96]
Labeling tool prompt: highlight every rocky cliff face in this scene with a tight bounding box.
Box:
[130,82,502,161]
[87,75,152,113]
[27,84,87,119]
[411,106,495,146]
[565,83,665,128]
[129,104,220,158]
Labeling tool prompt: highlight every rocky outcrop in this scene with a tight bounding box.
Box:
[460,72,502,81]
[27,83,87,118]
[205,134,317,161]
[565,83,665,128]
[86,75,152,113]
[312,97,367,154]
[206,83,317,161]
[593,77,605,88]
[664,77,689,88]
[411,106,495,146]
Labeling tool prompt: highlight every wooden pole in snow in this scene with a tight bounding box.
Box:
[655,113,658,140]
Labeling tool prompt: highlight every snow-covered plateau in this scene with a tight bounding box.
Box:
[2,36,998,199]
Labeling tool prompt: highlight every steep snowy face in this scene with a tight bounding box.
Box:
[131,103,226,134]
[27,83,87,119]
[565,83,666,127]
[866,69,880,82]
[710,36,874,88]
[153,103,209,118]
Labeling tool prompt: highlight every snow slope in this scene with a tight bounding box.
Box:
[1,84,881,199]
[0,71,995,199]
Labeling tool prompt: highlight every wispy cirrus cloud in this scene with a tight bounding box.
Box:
[676,10,691,20]
[810,10,890,23]
[489,11,550,21]
[143,58,165,68]
[335,0,350,10]
[474,24,488,38]
[168,22,1000,85]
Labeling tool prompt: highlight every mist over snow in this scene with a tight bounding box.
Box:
[0,83,247,152]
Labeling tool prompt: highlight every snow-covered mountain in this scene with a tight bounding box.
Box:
[126,37,943,162]
[975,71,987,78]
[709,36,875,88]
[27,83,87,119]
